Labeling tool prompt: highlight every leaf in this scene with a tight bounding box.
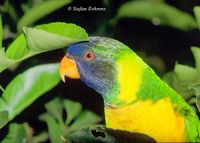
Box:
[63,99,82,125]
[17,0,72,31]
[196,95,200,113]
[39,113,63,143]
[113,1,197,30]
[45,98,63,122]
[0,14,2,48]
[194,6,200,30]
[0,84,5,92]
[0,48,15,72]
[0,63,60,120]
[70,110,101,131]
[190,83,200,97]
[1,123,26,143]
[5,34,28,60]
[33,132,48,143]
[191,47,200,71]
[23,27,75,53]
[0,22,88,73]
[174,64,199,82]
[64,126,156,143]
[0,111,8,129]
[173,64,199,99]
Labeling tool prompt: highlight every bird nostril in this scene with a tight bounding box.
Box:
[66,53,73,59]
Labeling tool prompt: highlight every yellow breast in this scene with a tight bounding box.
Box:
[105,98,187,142]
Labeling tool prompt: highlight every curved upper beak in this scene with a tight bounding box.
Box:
[59,55,80,82]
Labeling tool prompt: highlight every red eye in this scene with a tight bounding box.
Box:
[84,51,95,61]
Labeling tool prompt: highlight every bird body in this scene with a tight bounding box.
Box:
[60,37,200,142]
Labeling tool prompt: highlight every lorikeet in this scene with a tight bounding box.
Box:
[59,37,200,142]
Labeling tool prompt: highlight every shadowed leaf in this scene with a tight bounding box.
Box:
[0,111,8,129]
[1,123,26,143]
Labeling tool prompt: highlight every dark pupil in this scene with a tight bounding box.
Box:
[87,53,92,58]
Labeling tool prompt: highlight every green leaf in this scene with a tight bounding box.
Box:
[63,99,82,125]
[194,6,200,30]
[0,111,8,129]
[35,23,88,42]
[23,27,75,53]
[190,83,200,97]
[0,14,3,48]
[0,63,60,120]
[196,95,200,113]
[33,132,48,143]
[1,123,26,143]
[191,47,200,71]
[0,22,88,73]
[45,98,63,122]
[70,110,101,131]
[113,1,197,30]
[64,126,157,143]
[5,34,28,59]
[40,113,63,143]
[17,0,72,31]
[174,64,199,82]
[0,48,15,72]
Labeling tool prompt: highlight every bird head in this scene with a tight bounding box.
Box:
[60,36,143,106]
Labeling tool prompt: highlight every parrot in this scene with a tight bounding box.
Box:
[59,36,200,142]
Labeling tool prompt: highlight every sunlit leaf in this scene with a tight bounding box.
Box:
[23,27,75,53]
[70,110,101,131]
[191,47,200,71]
[1,123,26,143]
[0,111,8,129]
[0,63,60,120]
[40,113,63,143]
[0,22,88,73]
[63,99,82,125]
[17,0,72,31]
[113,1,197,30]
[194,6,200,30]
[5,34,28,59]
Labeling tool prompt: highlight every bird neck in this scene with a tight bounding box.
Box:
[104,51,147,107]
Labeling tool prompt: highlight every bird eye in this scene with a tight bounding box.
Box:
[84,51,95,61]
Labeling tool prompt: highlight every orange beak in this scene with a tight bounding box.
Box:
[59,56,80,82]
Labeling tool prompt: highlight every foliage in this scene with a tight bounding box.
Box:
[0,63,60,120]
[111,1,198,31]
[0,22,88,72]
[63,126,156,143]
[163,47,200,110]
[163,6,200,112]
[39,98,101,143]
[17,0,72,32]
[0,111,8,129]
[0,0,200,143]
